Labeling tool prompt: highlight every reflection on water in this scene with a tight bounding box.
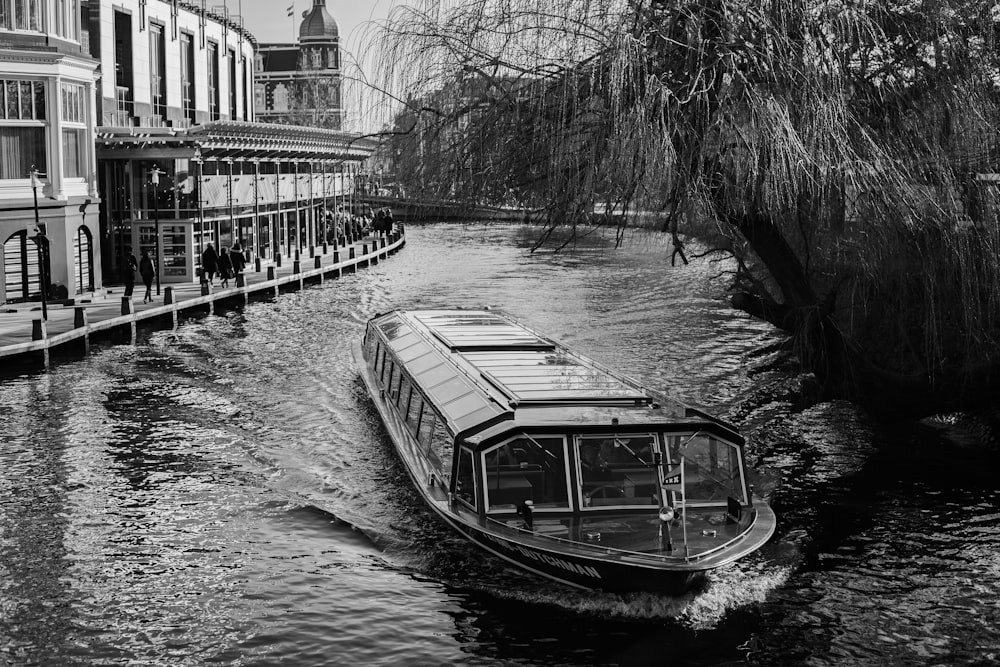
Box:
[1,223,998,666]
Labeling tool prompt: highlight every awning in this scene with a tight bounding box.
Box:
[96,120,378,162]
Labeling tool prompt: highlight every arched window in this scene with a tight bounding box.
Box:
[73,225,93,294]
[3,230,41,303]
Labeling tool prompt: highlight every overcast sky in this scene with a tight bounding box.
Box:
[236,0,415,130]
[237,0,398,48]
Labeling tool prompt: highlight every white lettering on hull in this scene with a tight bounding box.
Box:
[482,533,602,579]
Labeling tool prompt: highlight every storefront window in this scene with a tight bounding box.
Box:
[161,225,188,277]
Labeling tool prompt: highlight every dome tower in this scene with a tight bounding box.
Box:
[292,0,342,129]
[299,0,339,45]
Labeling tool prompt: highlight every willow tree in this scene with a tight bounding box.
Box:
[372,0,1000,419]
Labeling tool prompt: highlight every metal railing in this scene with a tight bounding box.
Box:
[481,507,758,564]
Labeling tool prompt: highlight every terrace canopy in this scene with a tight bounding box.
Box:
[96,120,378,161]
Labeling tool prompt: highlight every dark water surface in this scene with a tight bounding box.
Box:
[1,224,998,666]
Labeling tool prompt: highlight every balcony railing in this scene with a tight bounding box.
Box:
[102,111,133,127]
[115,86,132,112]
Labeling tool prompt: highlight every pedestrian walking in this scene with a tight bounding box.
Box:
[139,249,155,303]
[230,243,245,276]
[218,248,233,288]
[202,243,219,285]
[123,247,138,297]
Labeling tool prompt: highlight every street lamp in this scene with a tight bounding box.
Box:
[29,166,47,321]
[150,164,163,296]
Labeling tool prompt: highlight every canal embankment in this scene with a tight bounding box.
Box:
[0,229,405,370]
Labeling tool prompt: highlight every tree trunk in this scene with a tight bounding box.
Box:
[725,209,1000,419]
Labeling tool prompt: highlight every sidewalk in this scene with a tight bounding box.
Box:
[0,230,404,365]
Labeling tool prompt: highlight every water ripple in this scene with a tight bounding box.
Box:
[2,224,998,666]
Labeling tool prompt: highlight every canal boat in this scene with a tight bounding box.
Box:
[354,310,776,595]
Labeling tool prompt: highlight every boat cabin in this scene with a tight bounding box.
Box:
[362,310,751,523]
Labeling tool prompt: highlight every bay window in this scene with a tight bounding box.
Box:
[0,79,45,180]
[52,0,79,40]
[0,0,43,32]
[0,0,81,39]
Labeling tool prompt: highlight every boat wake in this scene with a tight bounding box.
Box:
[444,557,792,627]
[677,560,793,629]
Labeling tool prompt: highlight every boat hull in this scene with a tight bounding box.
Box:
[451,520,706,595]
[353,339,760,595]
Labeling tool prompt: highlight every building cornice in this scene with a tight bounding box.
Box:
[175,1,259,51]
[0,49,99,69]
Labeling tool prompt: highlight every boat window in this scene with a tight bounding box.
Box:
[388,364,402,402]
[381,356,393,385]
[374,342,385,377]
[406,391,423,434]
[666,434,746,504]
[398,375,413,411]
[417,405,436,447]
[377,314,404,340]
[455,447,476,509]
[427,416,453,486]
[576,434,658,508]
[364,330,376,358]
[484,436,569,512]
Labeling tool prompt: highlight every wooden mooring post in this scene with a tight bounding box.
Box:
[73,307,89,354]
[0,232,407,370]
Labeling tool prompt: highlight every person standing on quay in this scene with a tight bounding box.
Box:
[202,243,219,285]
[123,247,138,297]
[139,249,155,304]
[218,247,233,289]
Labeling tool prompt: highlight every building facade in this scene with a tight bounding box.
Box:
[0,0,100,304]
[0,0,373,304]
[89,0,371,288]
[87,0,255,129]
[255,0,341,129]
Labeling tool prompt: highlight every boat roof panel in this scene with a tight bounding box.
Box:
[375,312,510,435]
[463,349,647,404]
[397,340,434,363]
[413,312,554,351]
[377,314,405,339]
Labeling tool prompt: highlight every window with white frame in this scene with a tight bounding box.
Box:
[60,82,87,179]
[149,22,167,119]
[0,0,42,32]
[207,41,220,121]
[0,79,46,180]
[52,0,79,40]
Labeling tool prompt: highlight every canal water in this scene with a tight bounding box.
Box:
[1,223,998,666]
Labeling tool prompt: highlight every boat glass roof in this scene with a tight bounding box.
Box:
[377,314,405,340]
[413,312,554,351]
[464,350,647,403]
[375,312,509,434]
